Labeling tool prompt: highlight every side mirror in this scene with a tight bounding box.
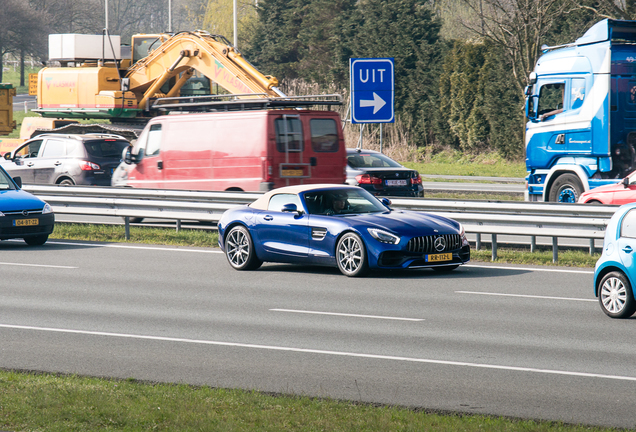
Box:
[12,176,22,188]
[122,145,136,164]
[281,203,301,214]
[623,177,630,188]
[528,71,537,85]
[3,153,10,160]
[380,197,392,207]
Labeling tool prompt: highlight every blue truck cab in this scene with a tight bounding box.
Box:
[525,19,636,202]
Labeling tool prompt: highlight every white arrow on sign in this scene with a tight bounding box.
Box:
[359,92,386,114]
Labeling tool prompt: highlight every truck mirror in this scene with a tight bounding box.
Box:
[524,85,532,96]
[528,72,537,85]
[122,145,135,164]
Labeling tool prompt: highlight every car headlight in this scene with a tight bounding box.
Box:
[459,223,469,247]
[42,203,53,214]
[367,228,400,244]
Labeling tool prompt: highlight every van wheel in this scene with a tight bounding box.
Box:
[549,174,583,203]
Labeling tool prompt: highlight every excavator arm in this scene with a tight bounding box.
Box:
[126,31,284,109]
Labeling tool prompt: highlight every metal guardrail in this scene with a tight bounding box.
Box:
[24,185,618,262]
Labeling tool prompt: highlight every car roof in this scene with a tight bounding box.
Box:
[249,184,355,210]
[28,133,128,142]
[347,148,380,154]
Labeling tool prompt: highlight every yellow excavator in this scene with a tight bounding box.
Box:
[34,30,285,122]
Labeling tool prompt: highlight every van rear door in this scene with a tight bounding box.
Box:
[271,112,345,187]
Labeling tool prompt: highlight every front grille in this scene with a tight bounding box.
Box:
[406,234,462,254]
[2,225,49,235]
[2,209,43,216]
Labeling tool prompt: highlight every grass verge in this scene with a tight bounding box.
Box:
[0,370,613,432]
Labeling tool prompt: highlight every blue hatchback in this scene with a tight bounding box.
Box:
[0,165,55,246]
[594,202,636,318]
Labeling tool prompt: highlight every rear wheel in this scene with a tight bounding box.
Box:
[336,233,368,277]
[598,271,636,318]
[58,178,75,186]
[548,174,583,203]
[225,225,262,270]
[24,235,48,246]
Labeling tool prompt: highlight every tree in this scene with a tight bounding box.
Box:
[202,0,257,48]
[453,0,570,93]
[0,0,49,82]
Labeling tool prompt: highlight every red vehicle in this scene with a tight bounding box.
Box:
[578,171,636,204]
[112,100,347,192]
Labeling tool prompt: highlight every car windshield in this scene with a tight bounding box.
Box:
[84,139,130,158]
[303,188,389,215]
[0,167,17,190]
[347,152,402,168]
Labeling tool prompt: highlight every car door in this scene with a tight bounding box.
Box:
[254,193,309,260]
[2,139,44,183]
[31,138,67,184]
[618,208,636,272]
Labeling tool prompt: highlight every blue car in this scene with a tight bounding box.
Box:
[594,202,636,318]
[0,165,55,246]
[218,184,470,277]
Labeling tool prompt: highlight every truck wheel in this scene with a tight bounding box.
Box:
[549,174,583,203]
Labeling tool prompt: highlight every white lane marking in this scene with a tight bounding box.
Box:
[465,264,594,274]
[270,309,424,322]
[47,240,223,254]
[456,291,596,302]
[1,323,635,382]
[0,262,78,269]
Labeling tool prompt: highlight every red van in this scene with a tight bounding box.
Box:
[112,108,347,191]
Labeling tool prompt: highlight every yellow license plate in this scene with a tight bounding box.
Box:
[426,252,452,262]
[14,218,39,226]
[282,169,303,176]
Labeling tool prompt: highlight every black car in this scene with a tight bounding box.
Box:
[1,133,130,186]
[0,165,54,245]
[346,148,423,197]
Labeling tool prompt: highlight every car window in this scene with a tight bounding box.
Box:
[303,189,387,215]
[0,167,16,190]
[145,125,162,157]
[347,152,402,168]
[17,139,43,158]
[621,209,636,238]
[84,139,130,158]
[267,193,302,212]
[275,118,303,152]
[41,139,66,158]
[310,119,339,152]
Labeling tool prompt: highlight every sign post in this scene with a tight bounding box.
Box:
[349,58,394,124]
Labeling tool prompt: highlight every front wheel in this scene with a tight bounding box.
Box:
[336,233,368,277]
[548,174,583,203]
[598,271,636,318]
[24,235,48,246]
[225,225,262,270]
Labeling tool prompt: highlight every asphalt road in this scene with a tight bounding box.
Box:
[1,239,635,428]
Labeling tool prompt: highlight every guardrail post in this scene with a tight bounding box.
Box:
[552,237,558,263]
[124,217,130,240]
[176,219,181,232]
[491,234,497,261]
[476,233,481,251]
[589,239,595,255]
[531,236,536,253]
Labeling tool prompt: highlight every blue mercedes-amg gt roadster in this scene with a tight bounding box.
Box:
[218,184,470,277]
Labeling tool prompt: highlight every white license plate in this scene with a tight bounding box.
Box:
[386,179,407,186]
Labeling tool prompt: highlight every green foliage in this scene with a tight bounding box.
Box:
[438,40,524,157]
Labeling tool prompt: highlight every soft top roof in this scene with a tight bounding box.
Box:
[249,184,355,210]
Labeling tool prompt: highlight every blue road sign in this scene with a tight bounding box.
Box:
[350,58,394,124]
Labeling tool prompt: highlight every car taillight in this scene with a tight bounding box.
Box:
[411,173,422,185]
[356,174,382,185]
[264,159,273,182]
[79,161,100,171]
